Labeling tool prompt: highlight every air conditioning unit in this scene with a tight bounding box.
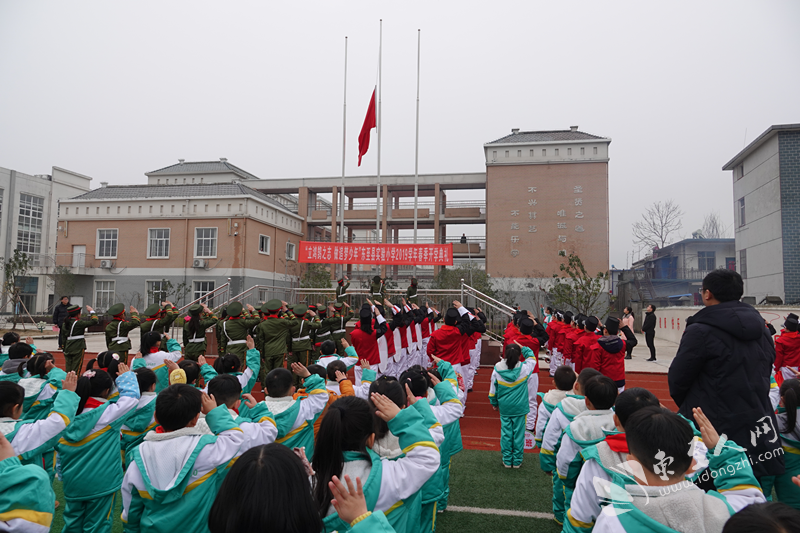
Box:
[100,260,112,269]
[193,259,206,269]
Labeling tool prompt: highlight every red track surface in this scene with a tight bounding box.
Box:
[51,351,674,452]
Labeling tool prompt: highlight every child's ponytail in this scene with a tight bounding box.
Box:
[505,344,521,369]
[780,379,800,433]
[94,351,122,382]
[76,369,113,414]
[19,353,55,378]
[312,396,373,515]
[213,354,240,375]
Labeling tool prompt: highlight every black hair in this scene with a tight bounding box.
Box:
[504,344,522,370]
[312,396,374,515]
[625,406,693,478]
[91,351,122,382]
[209,443,323,533]
[721,501,800,533]
[2,332,19,346]
[18,353,55,378]
[326,360,347,381]
[155,384,202,431]
[399,368,428,398]
[265,368,293,398]
[0,381,24,417]
[577,367,602,387]
[179,360,200,385]
[624,306,633,315]
[320,340,336,356]
[208,374,243,408]
[428,368,443,383]
[583,376,618,410]
[75,369,114,414]
[605,320,620,336]
[359,308,374,334]
[140,331,163,354]
[8,343,33,360]
[307,364,327,381]
[213,354,242,375]
[369,376,405,440]
[134,367,157,393]
[614,387,659,428]
[702,269,744,303]
[563,312,573,325]
[554,366,577,391]
[780,379,800,434]
[648,304,658,312]
[546,306,553,314]
[187,307,203,338]
[408,364,433,389]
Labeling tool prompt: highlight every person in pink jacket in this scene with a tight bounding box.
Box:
[620,306,636,360]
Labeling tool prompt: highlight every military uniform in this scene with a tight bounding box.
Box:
[255,300,293,383]
[311,306,334,358]
[182,304,219,361]
[369,276,387,302]
[104,303,140,363]
[336,278,350,304]
[406,278,419,305]
[287,304,321,387]
[330,304,355,356]
[218,302,261,366]
[139,303,178,345]
[61,306,99,374]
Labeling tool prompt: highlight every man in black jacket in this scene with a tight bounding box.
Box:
[642,304,657,361]
[52,296,70,349]
[668,269,783,480]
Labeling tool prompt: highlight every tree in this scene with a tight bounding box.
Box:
[544,253,614,317]
[700,211,727,239]
[146,279,191,308]
[47,265,76,306]
[1,250,32,329]
[632,199,684,250]
[432,262,495,297]
[300,263,332,288]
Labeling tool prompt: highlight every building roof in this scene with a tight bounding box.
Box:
[65,183,299,217]
[485,129,609,145]
[722,123,800,170]
[146,160,260,181]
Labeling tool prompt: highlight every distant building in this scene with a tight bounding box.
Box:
[0,166,91,313]
[723,123,800,304]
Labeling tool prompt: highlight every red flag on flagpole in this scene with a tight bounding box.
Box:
[358,87,377,166]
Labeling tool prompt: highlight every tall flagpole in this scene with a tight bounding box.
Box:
[340,36,348,279]
[376,20,382,244]
[413,29,420,278]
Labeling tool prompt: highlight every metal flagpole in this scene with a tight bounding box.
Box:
[340,36,347,279]
[413,29,420,278]
[376,20,382,244]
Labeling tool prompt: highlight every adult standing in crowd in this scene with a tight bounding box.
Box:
[642,304,657,361]
[668,269,784,480]
[53,296,70,349]
[620,306,637,360]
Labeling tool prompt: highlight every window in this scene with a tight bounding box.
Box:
[146,280,169,306]
[580,147,585,155]
[94,280,115,312]
[517,150,521,157]
[568,148,572,155]
[85,207,89,214]
[97,229,118,258]
[555,148,559,156]
[66,207,68,215]
[149,206,153,214]
[740,249,747,279]
[96,207,99,214]
[697,251,716,271]
[542,149,546,156]
[138,206,142,214]
[738,198,746,226]
[194,281,215,307]
[159,205,163,213]
[594,147,598,155]
[195,228,217,258]
[17,194,44,265]
[18,276,38,314]
[504,150,509,158]
[259,235,271,255]
[148,228,170,258]
[725,257,736,270]
[492,150,497,159]
[128,206,131,214]
[116,206,120,214]
[737,165,744,180]
[286,241,296,260]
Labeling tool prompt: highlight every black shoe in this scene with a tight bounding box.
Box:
[467,388,473,393]
[646,357,657,362]
[624,355,632,360]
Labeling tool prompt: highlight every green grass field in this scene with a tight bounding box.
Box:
[49,449,559,532]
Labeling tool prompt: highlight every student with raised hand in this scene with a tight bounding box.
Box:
[15,353,65,419]
[56,363,140,533]
[121,385,245,533]
[0,342,36,383]
[314,394,440,533]
[134,331,183,392]
[351,300,389,385]
[61,304,99,374]
[203,335,260,395]
[0,431,58,532]
[120,367,158,460]
[317,338,360,371]
[105,304,141,364]
[535,365,576,449]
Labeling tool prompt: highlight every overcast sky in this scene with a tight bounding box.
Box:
[1,1,798,268]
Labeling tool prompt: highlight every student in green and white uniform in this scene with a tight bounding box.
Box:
[0,432,58,533]
[540,367,602,525]
[0,332,21,367]
[313,393,441,533]
[16,354,66,421]
[104,304,141,364]
[120,368,158,463]
[534,366,577,448]
[218,302,261,367]
[488,344,539,468]
[556,375,618,511]
[121,384,245,533]
[61,304,99,375]
[259,362,328,458]
[133,332,183,393]
[203,336,261,396]
[760,379,800,509]
[0,341,39,384]
[593,407,765,533]
[182,304,218,361]
[317,337,360,370]
[56,366,140,533]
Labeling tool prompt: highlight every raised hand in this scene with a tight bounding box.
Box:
[25,336,34,344]
[693,407,723,453]
[427,372,441,386]
[341,338,350,349]
[329,475,368,525]
[117,363,130,374]
[201,392,217,414]
[359,359,370,371]
[45,359,55,373]
[197,355,207,367]
[452,300,462,308]
[62,371,78,392]
[291,362,311,378]
[335,370,348,383]
[164,360,179,373]
[130,306,138,314]
[246,335,255,350]
[242,394,257,409]
[371,392,401,422]
[365,298,373,306]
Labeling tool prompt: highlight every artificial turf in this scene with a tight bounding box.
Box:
[48,449,560,532]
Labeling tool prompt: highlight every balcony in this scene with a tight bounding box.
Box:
[26,253,100,276]
[307,199,486,225]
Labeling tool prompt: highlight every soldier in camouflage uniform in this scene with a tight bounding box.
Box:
[330,301,354,357]
[255,299,293,385]
[182,303,218,361]
[406,277,419,306]
[336,276,350,304]
[104,303,140,364]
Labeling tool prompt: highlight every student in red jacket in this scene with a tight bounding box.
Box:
[591,317,626,392]
[562,314,584,369]
[350,302,388,385]
[427,302,477,378]
[545,312,564,376]
[775,316,800,381]
[573,316,600,373]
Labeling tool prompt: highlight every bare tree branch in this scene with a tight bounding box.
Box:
[632,199,684,250]
[700,211,727,239]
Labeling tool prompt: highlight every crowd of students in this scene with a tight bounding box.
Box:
[0,284,495,533]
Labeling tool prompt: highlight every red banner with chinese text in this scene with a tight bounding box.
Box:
[299,242,453,265]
